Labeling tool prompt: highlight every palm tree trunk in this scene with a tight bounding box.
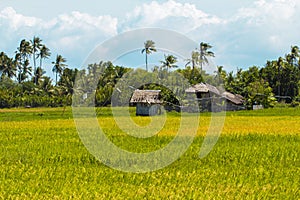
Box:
[145,53,148,72]
[56,72,58,86]
[33,53,37,84]
[40,58,43,72]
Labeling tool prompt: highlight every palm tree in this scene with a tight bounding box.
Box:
[141,40,156,71]
[22,59,32,82]
[35,67,45,84]
[214,66,226,85]
[199,42,214,71]
[31,36,42,84]
[39,45,51,71]
[160,54,178,72]
[17,39,32,64]
[276,57,285,96]
[290,46,299,66]
[17,39,32,83]
[185,50,200,70]
[0,52,16,79]
[52,54,67,85]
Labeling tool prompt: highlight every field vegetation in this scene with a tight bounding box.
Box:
[0,107,299,199]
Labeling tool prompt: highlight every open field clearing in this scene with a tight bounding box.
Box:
[0,107,299,199]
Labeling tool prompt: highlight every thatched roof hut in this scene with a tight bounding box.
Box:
[185,83,245,111]
[185,83,220,96]
[130,90,162,116]
[130,90,162,104]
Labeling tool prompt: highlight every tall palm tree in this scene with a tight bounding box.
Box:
[14,53,23,83]
[17,39,32,83]
[31,36,42,84]
[276,57,285,96]
[39,45,51,71]
[185,50,200,70]
[141,40,156,71]
[199,42,214,71]
[52,54,67,85]
[22,59,32,82]
[0,52,16,79]
[17,39,32,64]
[160,54,178,72]
[290,45,299,66]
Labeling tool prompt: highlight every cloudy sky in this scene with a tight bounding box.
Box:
[0,0,299,76]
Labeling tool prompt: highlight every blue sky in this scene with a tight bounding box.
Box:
[0,0,299,77]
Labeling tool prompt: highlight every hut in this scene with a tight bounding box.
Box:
[221,91,245,111]
[185,83,221,111]
[185,83,245,112]
[130,90,163,116]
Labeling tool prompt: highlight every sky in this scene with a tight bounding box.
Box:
[0,0,300,77]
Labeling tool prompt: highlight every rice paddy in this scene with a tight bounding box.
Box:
[0,107,299,199]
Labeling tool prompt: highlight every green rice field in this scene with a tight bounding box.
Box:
[0,107,299,199]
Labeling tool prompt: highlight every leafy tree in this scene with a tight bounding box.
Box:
[141,40,156,71]
[177,67,203,85]
[246,79,276,109]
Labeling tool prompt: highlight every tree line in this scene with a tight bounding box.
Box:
[0,37,300,109]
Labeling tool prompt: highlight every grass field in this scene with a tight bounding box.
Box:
[0,107,299,199]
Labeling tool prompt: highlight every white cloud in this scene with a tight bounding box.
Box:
[56,11,118,36]
[0,7,42,30]
[186,0,300,72]
[0,7,118,73]
[123,0,223,32]
[235,0,298,24]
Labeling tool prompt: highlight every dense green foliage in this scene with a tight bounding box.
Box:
[0,107,299,199]
[1,37,300,109]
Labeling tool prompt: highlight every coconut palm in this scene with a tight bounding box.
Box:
[290,46,299,66]
[185,50,200,70]
[199,42,214,71]
[31,36,42,84]
[35,67,46,84]
[17,39,32,64]
[0,52,16,79]
[276,57,285,96]
[141,40,156,71]
[22,59,32,82]
[39,45,51,71]
[52,55,67,85]
[160,54,178,72]
[17,39,32,83]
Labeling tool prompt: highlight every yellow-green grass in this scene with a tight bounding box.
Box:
[0,107,299,199]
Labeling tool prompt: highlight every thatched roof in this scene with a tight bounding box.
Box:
[185,83,220,95]
[222,91,244,105]
[130,90,162,104]
[185,83,244,105]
